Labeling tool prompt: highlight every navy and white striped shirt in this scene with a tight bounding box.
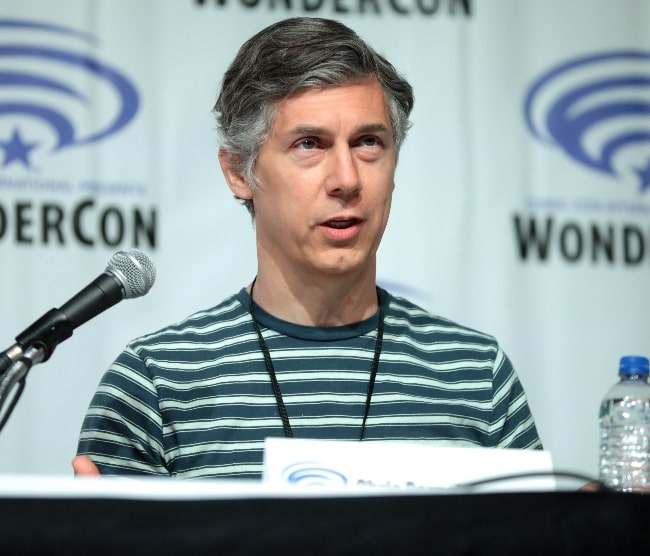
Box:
[77,288,542,478]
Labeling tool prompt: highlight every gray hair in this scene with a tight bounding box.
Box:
[213,17,415,217]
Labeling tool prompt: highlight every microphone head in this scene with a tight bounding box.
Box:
[106,249,156,299]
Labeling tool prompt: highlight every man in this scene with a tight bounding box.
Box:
[73,16,541,478]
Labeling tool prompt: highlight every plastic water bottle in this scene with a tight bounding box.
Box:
[598,355,650,492]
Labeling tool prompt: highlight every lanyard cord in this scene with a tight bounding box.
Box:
[248,279,384,441]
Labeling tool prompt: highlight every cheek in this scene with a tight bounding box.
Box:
[379,181,395,211]
[374,188,394,233]
[255,190,306,238]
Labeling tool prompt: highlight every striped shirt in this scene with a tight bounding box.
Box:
[77,288,542,478]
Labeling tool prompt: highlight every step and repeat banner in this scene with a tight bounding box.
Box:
[0,0,648,478]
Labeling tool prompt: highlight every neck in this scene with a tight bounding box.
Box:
[248,271,379,327]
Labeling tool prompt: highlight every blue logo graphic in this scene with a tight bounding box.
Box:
[524,51,650,191]
[281,461,349,487]
[0,19,139,168]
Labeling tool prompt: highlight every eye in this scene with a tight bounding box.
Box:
[360,136,380,147]
[297,138,317,150]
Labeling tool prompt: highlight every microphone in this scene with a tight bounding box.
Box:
[1,248,156,367]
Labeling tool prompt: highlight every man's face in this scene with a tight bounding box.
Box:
[251,77,397,281]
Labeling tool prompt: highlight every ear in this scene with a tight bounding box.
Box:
[219,148,254,201]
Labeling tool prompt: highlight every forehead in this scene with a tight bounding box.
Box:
[270,78,391,133]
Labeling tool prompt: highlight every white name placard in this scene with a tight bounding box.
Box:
[263,438,555,493]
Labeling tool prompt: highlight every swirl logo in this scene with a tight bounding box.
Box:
[524,51,650,191]
[281,461,349,487]
[0,19,139,168]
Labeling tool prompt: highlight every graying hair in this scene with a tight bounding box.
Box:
[213,17,415,217]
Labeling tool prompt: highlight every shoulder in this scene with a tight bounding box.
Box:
[126,289,250,355]
[382,289,498,348]
[98,290,255,389]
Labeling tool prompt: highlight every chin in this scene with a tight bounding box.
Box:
[315,258,369,277]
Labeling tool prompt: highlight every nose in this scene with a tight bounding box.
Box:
[326,145,361,198]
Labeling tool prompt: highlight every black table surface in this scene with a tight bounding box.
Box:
[0,490,647,555]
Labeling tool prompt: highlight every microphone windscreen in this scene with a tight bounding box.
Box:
[106,249,156,299]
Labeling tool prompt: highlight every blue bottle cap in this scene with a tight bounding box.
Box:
[619,355,650,375]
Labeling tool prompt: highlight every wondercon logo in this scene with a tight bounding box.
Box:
[281,461,349,487]
[0,19,139,169]
[524,50,650,192]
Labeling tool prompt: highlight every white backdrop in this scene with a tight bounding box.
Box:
[1,0,649,479]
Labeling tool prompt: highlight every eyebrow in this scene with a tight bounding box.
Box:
[288,123,391,137]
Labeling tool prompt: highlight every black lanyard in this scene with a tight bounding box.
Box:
[248,279,384,440]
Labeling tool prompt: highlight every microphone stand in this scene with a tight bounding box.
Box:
[0,345,23,376]
[0,345,46,432]
[0,309,73,433]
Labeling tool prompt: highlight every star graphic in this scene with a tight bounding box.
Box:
[635,158,650,192]
[0,128,40,168]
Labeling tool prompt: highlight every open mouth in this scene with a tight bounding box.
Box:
[324,218,360,229]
